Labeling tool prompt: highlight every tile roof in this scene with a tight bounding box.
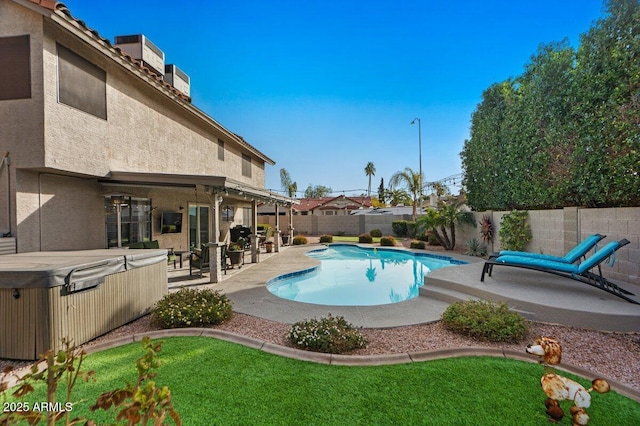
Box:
[25,0,56,10]
[294,195,372,212]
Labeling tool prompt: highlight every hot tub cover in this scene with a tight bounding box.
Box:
[0,249,167,290]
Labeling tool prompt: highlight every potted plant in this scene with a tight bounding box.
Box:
[228,239,244,267]
[265,240,273,253]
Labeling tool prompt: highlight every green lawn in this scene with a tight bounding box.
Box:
[9,337,640,425]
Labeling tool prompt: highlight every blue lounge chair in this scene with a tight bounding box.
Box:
[481,239,638,304]
[497,233,605,264]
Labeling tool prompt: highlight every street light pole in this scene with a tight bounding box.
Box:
[411,117,422,208]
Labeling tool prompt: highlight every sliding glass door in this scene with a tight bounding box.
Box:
[188,204,210,250]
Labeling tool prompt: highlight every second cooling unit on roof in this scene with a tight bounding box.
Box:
[164,64,191,97]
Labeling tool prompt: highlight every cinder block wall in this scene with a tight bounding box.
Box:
[580,207,640,285]
[455,207,640,285]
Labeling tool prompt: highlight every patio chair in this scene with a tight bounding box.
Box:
[220,244,231,275]
[129,240,176,266]
[494,233,606,264]
[189,245,210,277]
[481,239,638,304]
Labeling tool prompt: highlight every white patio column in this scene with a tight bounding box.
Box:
[206,242,222,283]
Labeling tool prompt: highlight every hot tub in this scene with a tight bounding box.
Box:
[0,249,168,360]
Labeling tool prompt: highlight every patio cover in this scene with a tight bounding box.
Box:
[99,171,297,205]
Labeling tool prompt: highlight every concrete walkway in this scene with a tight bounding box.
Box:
[169,243,640,332]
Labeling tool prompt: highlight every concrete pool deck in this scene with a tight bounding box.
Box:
[168,242,640,332]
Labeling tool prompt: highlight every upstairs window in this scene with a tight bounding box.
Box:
[57,43,106,119]
[0,35,31,100]
[218,139,224,161]
[242,154,252,178]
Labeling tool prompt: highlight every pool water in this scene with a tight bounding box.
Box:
[266,244,466,306]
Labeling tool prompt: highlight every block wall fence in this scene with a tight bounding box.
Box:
[260,207,640,285]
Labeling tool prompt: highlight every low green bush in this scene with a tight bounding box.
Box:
[369,229,382,238]
[319,234,333,243]
[499,210,532,251]
[358,233,373,243]
[288,313,368,354]
[410,240,426,249]
[379,236,396,246]
[427,232,442,246]
[152,287,233,328]
[441,300,528,343]
[392,220,409,237]
[292,235,308,245]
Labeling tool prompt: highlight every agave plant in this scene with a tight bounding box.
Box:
[465,237,488,257]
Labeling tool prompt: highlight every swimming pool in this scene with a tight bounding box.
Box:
[266,244,467,306]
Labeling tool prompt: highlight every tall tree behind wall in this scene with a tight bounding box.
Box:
[461,0,640,210]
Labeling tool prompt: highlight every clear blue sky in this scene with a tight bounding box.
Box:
[60,0,605,196]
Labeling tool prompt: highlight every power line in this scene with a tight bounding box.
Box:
[267,173,465,197]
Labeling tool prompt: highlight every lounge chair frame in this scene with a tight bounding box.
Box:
[481,239,638,304]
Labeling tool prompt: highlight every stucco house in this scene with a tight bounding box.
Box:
[0,0,293,257]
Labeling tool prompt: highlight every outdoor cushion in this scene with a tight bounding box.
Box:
[143,240,160,249]
[498,234,605,264]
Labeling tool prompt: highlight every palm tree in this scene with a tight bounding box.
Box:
[279,168,297,198]
[389,167,422,220]
[415,196,475,250]
[364,162,376,197]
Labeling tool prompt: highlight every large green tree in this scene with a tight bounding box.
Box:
[460,0,640,210]
[569,0,640,207]
[304,184,332,198]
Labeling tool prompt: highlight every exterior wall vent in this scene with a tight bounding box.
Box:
[164,64,191,97]
[114,34,165,76]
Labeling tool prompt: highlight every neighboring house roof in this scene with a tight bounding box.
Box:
[350,206,426,215]
[18,0,275,166]
[294,195,372,213]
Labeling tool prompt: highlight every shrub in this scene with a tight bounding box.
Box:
[441,300,528,343]
[370,229,383,238]
[288,313,368,354]
[336,231,346,236]
[319,234,333,243]
[1,338,180,425]
[358,233,373,243]
[152,287,233,328]
[392,220,409,237]
[380,236,396,246]
[410,240,426,249]
[292,235,308,245]
[499,210,532,251]
[464,237,488,257]
[416,232,430,242]
[427,232,442,246]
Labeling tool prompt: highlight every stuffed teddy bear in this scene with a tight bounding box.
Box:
[526,337,610,425]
